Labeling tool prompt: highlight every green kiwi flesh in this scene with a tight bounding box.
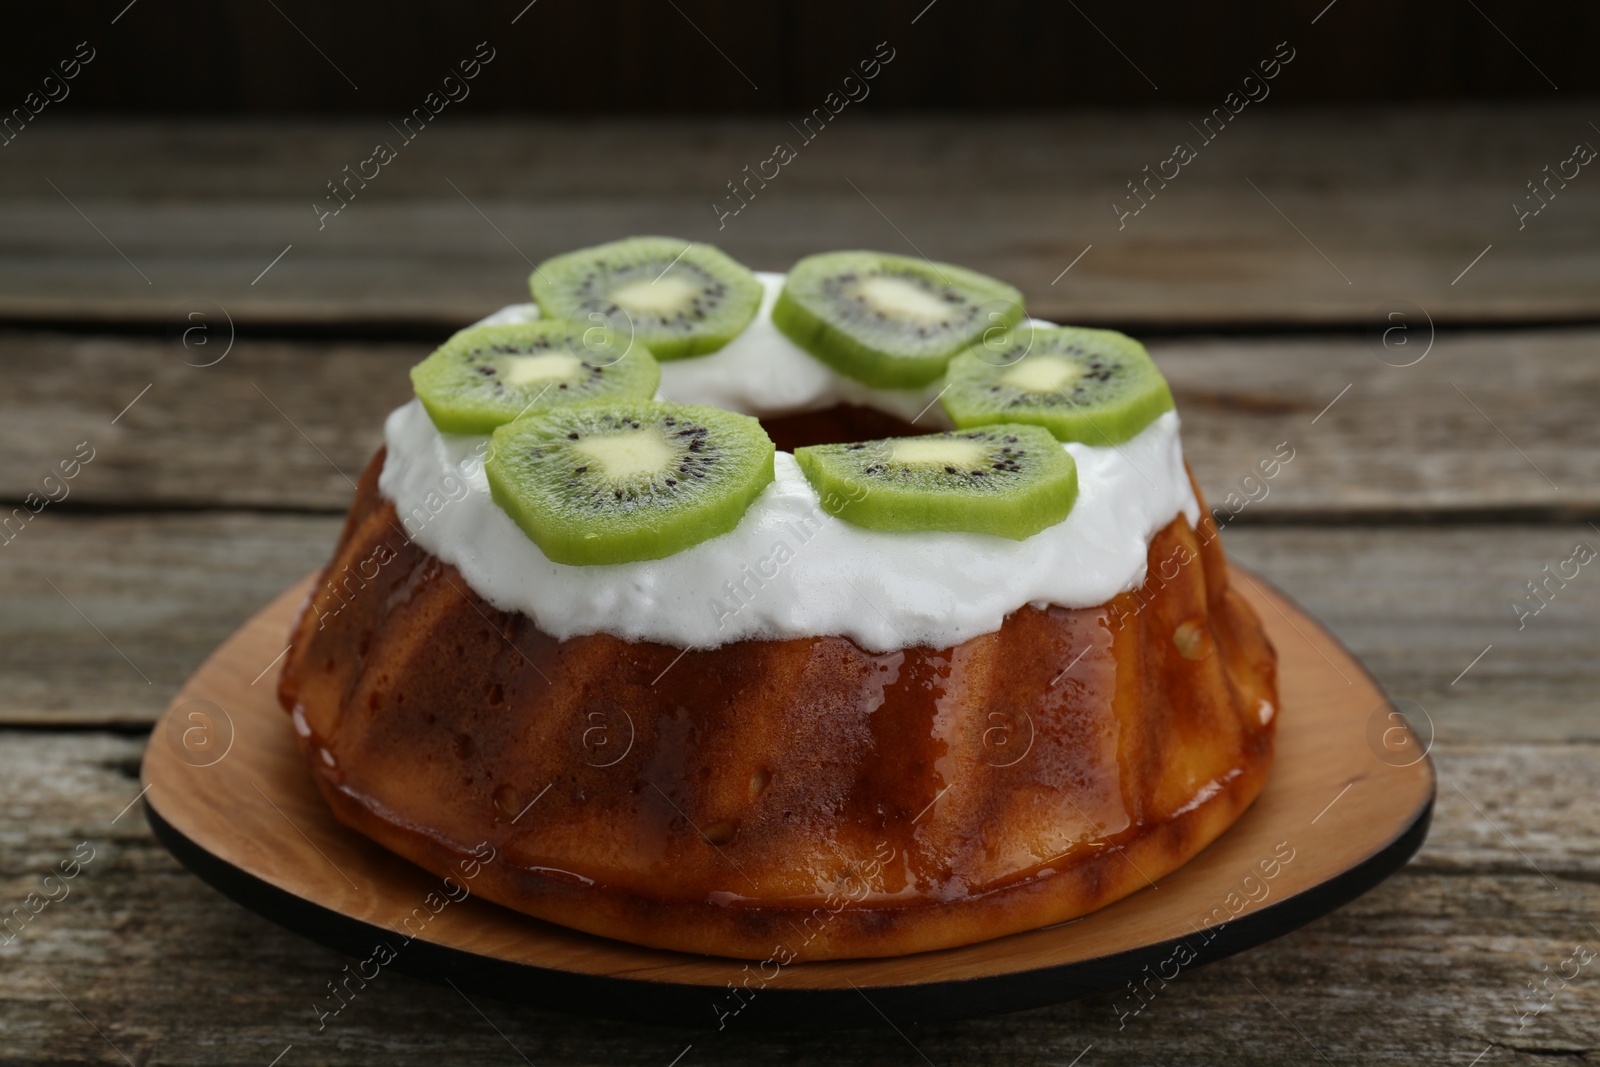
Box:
[794,424,1077,540]
[941,326,1174,445]
[486,400,775,566]
[529,236,763,361]
[410,321,660,435]
[771,250,1026,389]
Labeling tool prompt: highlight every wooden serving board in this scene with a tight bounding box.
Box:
[140,566,1434,1031]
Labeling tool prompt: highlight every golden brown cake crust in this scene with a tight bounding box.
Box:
[279,446,1277,961]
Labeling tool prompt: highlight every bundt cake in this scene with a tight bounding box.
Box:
[278,238,1277,962]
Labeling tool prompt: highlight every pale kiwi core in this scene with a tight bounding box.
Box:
[889,438,990,467]
[1000,356,1085,393]
[855,274,957,322]
[501,352,585,386]
[572,428,675,480]
[609,274,702,316]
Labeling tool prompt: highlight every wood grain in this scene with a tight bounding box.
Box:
[2,327,1595,515]
[3,109,1598,328]
[2,732,1591,1064]
[0,513,335,726]
[3,104,1594,1062]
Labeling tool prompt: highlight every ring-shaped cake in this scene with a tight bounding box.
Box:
[279,244,1278,962]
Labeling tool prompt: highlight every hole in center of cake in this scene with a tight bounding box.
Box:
[757,403,922,453]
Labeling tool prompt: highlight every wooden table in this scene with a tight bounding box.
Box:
[2,108,1596,1065]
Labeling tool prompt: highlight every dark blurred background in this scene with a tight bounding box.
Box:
[6,0,1592,113]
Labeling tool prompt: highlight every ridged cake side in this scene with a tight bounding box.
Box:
[279,448,1277,961]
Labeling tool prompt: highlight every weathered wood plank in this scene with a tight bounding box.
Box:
[2,109,1598,328]
[0,733,1594,1065]
[2,514,1595,742]
[1225,525,1600,747]
[1160,329,1600,520]
[0,331,419,512]
[0,513,335,726]
[2,327,1596,515]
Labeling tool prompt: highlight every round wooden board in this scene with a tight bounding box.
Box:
[141,566,1434,1031]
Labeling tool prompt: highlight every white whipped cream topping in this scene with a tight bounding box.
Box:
[472,273,953,425]
[379,272,1199,650]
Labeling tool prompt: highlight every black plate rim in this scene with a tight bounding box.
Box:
[143,566,1436,1031]
[143,789,1430,1032]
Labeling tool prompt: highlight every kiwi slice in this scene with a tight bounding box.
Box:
[941,326,1174,446]
[794,424,1077,541]
[529,236,763,361]
[771,251,1026,389]
[409,322,660,435]
[486,400,775,566]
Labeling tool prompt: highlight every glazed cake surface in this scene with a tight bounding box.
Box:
[278,442,1276,961]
